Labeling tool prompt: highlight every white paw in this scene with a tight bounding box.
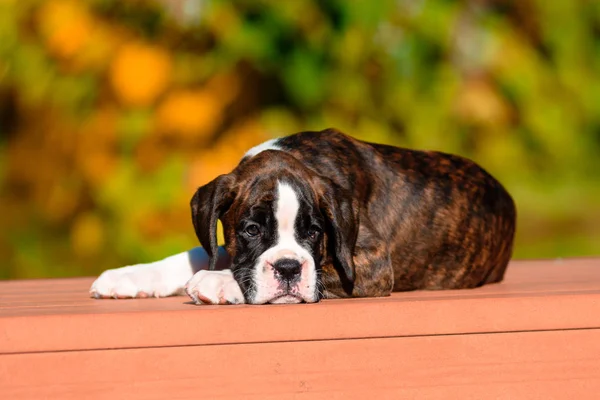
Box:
[185,269,245,305]
[90,263,186,299]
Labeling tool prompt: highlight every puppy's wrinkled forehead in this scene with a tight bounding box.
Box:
[230,177,276,220]
[232,176,311,224]
[231,150,320,219]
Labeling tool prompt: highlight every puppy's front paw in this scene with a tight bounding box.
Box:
[185,270,245,305]
[90,267,137,299]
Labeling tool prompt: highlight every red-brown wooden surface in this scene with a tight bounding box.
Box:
[1,258,600,399]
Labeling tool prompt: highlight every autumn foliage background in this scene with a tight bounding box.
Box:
[1,0,599,279]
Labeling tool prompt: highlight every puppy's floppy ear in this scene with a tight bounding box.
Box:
[190,174,237,270]
[316,178,359,293]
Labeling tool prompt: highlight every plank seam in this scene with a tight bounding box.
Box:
[2,326,599,357]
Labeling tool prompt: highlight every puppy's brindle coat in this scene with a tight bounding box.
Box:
[90,128,516,304]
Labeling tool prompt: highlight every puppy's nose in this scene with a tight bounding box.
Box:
[273,259,302,281]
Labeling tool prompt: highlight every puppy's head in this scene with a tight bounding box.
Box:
[190,150,358,304]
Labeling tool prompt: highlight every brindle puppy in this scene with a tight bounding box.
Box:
[90,128,516,305]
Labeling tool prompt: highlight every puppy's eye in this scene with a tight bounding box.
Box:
[307,226,321,240]
[245,224,260,237]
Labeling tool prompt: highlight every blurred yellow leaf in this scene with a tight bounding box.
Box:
[76,23,121,71]
[71,212,105,257]
[219,118,270,155]
[186,119,268,190]
[155,89,222,140]
[110,42,171,106]
[135,136,166,172]
[76,108,118,186]
[261,108,301,134]
[187,149,238,189]
[135,210,167,240]
[45,183,80,224]
[38,0,94,59]
[454,78,511,126]
[475,130,529,177]
[81,152,117,188]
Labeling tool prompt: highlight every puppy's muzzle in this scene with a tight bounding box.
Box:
[273,258,302,282]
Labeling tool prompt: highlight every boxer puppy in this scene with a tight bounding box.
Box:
[90,128,516,305]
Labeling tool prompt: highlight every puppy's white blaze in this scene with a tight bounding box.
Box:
[244,139,282,158]
[251,182,318,304]
[276,183,299,239]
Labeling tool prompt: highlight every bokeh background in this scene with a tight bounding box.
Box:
[1,0,599,279]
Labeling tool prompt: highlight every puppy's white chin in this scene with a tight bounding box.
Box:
[269,295,304,304]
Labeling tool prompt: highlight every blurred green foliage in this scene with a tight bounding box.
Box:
[1,0,599,279]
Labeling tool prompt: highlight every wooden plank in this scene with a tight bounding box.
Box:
[1,258,600,354]
[2,292,600,354]
[2,258,599,309]
[1,329,599,399]
[1,258,598,307]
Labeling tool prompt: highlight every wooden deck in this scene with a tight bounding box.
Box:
[1,258,600,399]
